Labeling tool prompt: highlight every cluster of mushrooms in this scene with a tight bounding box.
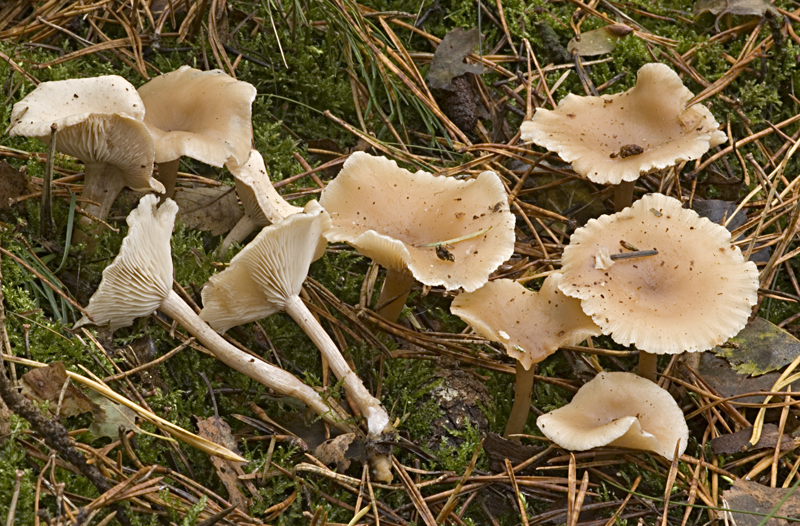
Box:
[6,61,760,480]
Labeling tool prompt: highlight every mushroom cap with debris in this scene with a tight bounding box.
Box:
[319,152,515,292]
[537,371,689,460]
[520,63,726,185]
[558,193,758,354]
[451,273,600,370]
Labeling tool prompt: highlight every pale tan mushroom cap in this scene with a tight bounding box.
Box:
[138,66,256,166]
[227,150,302,225]
[74,194,177,331]
[520,63,727,185]
[537,372,689,459]
[200,201,331,333]
[451,274,600,370]
[559,193,758,354]
[319,153,515,292]
[9,75,144,138]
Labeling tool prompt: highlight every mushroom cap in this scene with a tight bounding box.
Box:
[74,194,177,331]
[319,153,515,292]
[558,193,758,354]
[8,75,145,138]
[200,201,331,333]
[520,63,727,185]
[451,274,600,370]
[228,150,303,225]
[138,66,256,167]
[536,371,689,459]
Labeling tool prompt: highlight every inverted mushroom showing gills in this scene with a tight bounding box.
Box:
[74,195,349,433]
[558,193,758,380]
[537,371,689,460]
[200,202,391,438]
[138,66,257,197]
[451,273,600,437]
[521,63,726,210]
[320,152,515,321]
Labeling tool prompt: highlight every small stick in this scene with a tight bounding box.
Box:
[41,123,57,239]
[610,249,658,261]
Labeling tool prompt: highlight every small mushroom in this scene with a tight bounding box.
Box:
[199,202,391,438]
[521,63,726,210]
[537,371,689,460]
[558,193,758,380]
[320,152,515,321]
[451,273,600,437]
[138,66,257,197]
[218,150,302,254]
[74,195,350,433]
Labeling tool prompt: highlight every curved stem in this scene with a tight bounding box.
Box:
[160,290,353,433]
[638,351,658,382]
[156,159,180,199]
[375,268,415,322]
[284,294,390,437]
[219,215,257,255]
[504,361,536,439]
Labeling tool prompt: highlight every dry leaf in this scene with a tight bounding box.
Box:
[174,186,243,236]
[714,317,800,376]
[313,433,359,471]
[567,24,633,57]
[694,0,778,16]
[483,432,545,474]
[426,28,484,91]
[88,390,147,440]
[20,361,101,418]
[723,479,800,526]
[0,161,29,208]
[711,424,795,454]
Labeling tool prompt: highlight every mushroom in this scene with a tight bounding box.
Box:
[558,193,759,380]
[137,66,256,197]
[218,149,302,254]
[520,63,726,211]
[74,194,350,432]
[537,371,689,460]
[451,273,600,437]
[199,201,391,437]
[8,76,163,231]
[319,152,516,321]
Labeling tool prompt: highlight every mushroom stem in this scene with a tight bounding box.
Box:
[504,361,536,439]
[638,351,658,382]
[283,294,390,437]
[156,159,181,199]
[219,215,257,255]
[159,290,353,433]
[375,268,416,322]
[75,163,128,250]
[613,181,635,212]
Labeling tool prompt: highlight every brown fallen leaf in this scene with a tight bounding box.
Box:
[711,424,795,454]
[714,317,800,376]
[694,0,778,17]
[483,432,546,475]
[313,433,361,471]
[0,161,29,208]
[174,186,243,236]
[723,479,800,526]
[20,361,101,418]
[426,28,485,91]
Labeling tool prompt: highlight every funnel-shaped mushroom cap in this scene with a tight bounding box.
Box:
[228,150,303,225]
[319,153,515,292]
[75,194,176,331]
[559,193,758,354]
[8,75,145,137]
[138,66,256,167]
[200,201,331,333]
[451,274,600,370]
[537,371,688,459]
[521,63,727,185]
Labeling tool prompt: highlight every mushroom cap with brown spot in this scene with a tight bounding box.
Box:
[200,201,331,333]
[536,371,689,459]
[74,194,177,331]
[520,63,727,185]
[319,153,515,292]
[451,274,600,370]
[138,66,256,167]
[558,193,758,354]
[227,150,302,226]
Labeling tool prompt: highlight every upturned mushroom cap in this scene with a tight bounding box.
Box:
[520,63,727,185]
[558,193,758,354]
[138,66,256,167]
[228,150,302,225]
[319,152,515,292]
[74,194,176,331]
[537,371,689,459]
[200,201,331,333]
[451,274,600,370]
